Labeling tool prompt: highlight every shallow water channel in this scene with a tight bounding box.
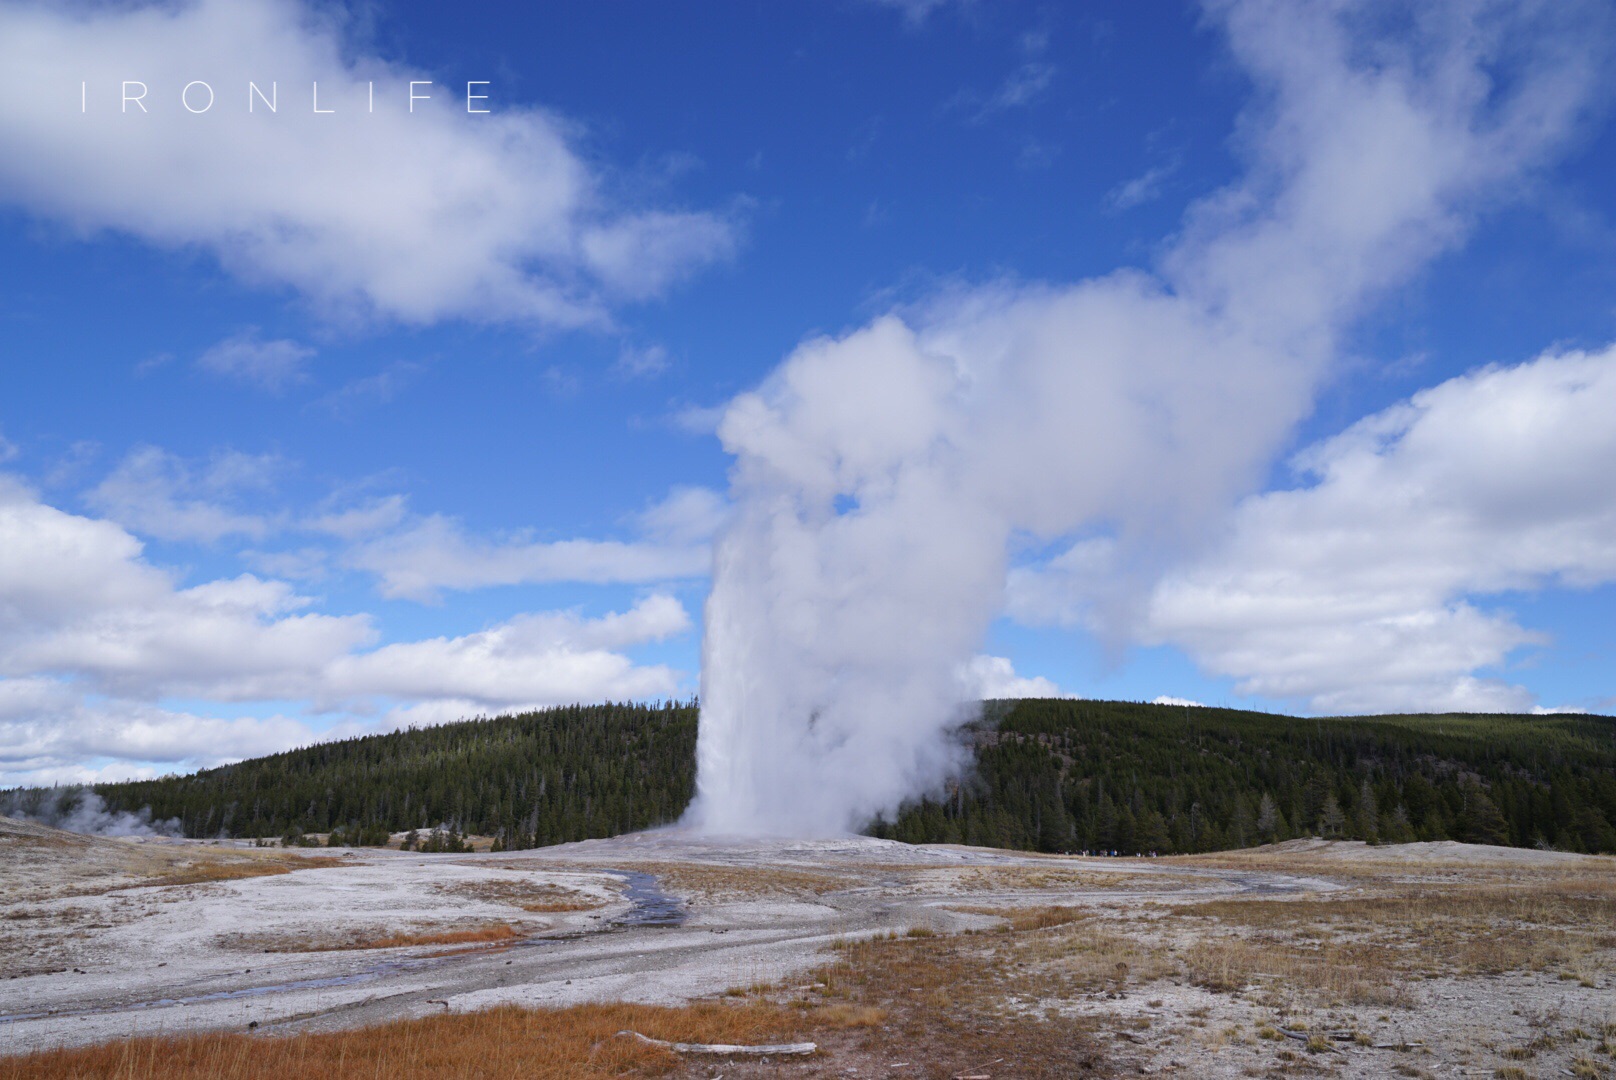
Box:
[605,869,686,927]
[0,867,684,1026]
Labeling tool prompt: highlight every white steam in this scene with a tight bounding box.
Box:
[1,786,181,838]
[688,0,1606,836]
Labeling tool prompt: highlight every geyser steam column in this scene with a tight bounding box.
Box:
[686,0,1605,837]
[690,320,1010,836]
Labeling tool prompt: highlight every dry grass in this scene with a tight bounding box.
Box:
[222,922,528,953]
[949,905,1090,932]
[571,861,851,901]
[350,924,525,950]
[1180,936,1413,1006]
[434,879,604,913]
[805,1003,888,1028]
[0,1002,802,1080]
[1163,881,1616,993]
[1174,846,1616,886]
[127,856,349,891]
[793,930,1108,1078]
[867,864,1194,896]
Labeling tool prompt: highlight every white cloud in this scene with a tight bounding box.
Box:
[0,474,173,625]
[79,444,716,604]
[0,477,693,785]
[322,595,689,708]
[1145,346,1616,713]
[0,0,736,327]
[302,494,408,540]
[580,212,738,301]
[959,654,1065,699]
[636,485,728,547]
[85,445,279,543]
[348,493,715,601]
[196,329,314,391]
[0,427,17,463]
[1106,157,1179,211]
[240,546,330,582]
[670,402,727,435]
[615,343,671,379]
[1152,696,1207,708]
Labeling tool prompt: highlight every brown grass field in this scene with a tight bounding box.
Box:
[125,856,350,891]
[0,1002,802,1080]
[219,922,528,954]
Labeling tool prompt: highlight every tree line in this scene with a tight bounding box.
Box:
[871,700,1616,854]
[5,698,1613,855]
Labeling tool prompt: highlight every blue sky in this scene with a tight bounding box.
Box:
[2,0,1615,787]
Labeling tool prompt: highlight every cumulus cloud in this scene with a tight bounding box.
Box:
[1145,346,1616,714]
[636,486,728,546]
[302,494,408,540]
[0,670,328,785]
[959,654,1066,699]
[348,486,722,601]
[196,329,314,391]
[322,595,689,708]
[690,0,1609,834]
[0,476,692,786]
[77,441,718,606]
[0,0,736,327]
[84,445,279,543]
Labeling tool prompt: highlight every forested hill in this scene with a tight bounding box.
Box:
[872,700,1616,854]
[75,702,695,848]
[8,699,1615,854]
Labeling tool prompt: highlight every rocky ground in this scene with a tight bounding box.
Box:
[1,816,1613,1078]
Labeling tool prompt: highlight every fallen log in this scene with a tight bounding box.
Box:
[616,1031,817,1056]
[1274,1027,1423,1051]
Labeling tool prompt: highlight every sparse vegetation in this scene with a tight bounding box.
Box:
[102,853,348,892]
[224,922,528,953]
[0,1002,802,1080]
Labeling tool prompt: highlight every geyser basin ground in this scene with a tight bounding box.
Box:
[2,817,1613,1078]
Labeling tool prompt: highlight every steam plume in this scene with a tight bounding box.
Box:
[688,0,1607,835]
[1,786,181,838]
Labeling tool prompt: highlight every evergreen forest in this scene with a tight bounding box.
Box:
[5,698,1613,855]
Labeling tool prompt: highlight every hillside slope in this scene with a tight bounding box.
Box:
[6,699,1614,854]
[874,700,1616,854]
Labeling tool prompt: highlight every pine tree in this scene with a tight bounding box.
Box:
[1256,793,1280,844]
[1319,792,1345,838]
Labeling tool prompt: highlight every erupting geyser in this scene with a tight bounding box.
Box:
[685,0,1603,836]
